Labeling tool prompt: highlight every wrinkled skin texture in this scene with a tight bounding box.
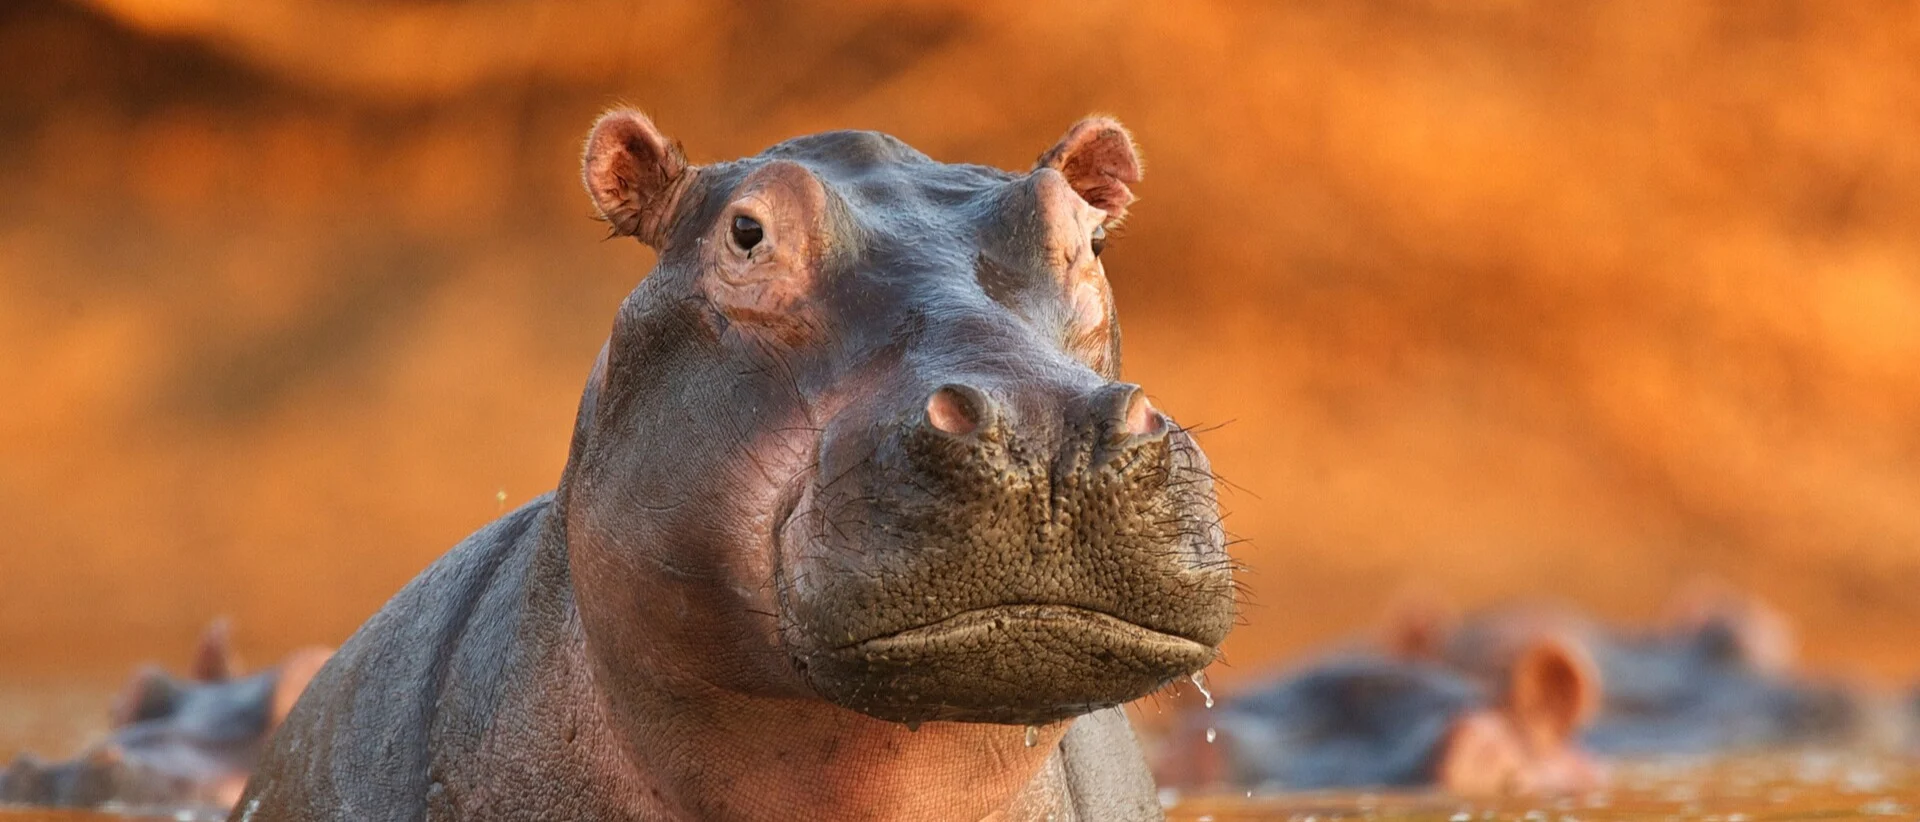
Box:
[234,112,1234,821]
[0,624,328,815]
[1392,593,1868,755]
[1156,646,1601,797]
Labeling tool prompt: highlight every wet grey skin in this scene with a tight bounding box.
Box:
[1577,625,1864,755]
[233,112,1235,821]
[1444,608,1865,755]
[1206,655,1484,790]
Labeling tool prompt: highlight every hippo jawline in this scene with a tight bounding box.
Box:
[801,603,1218,726]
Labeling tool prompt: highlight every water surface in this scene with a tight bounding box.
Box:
[6,753,1918,821]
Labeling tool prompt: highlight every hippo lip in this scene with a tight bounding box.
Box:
[805,603,1218,724]
[837,603,1212,654]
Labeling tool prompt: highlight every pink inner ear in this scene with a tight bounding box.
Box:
[1508,638,1600,745]
[1037,118,1142,219]
[583,110,690,245]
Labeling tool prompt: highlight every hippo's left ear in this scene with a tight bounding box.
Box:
[583,109,695,247]
[1035,116,1142,221]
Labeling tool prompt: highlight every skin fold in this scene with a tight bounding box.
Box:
[232,112,1235,821]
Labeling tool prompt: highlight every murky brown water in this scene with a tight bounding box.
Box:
[1165,753,1920,821]
[4,752,1916,821]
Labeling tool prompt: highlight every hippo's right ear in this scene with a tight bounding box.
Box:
[1035,116,1142,221]
[1505,636,1600,748]
[583,109,694,247]
[190,618,239,682]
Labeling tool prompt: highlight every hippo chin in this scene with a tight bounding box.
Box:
[236,112,1235,821]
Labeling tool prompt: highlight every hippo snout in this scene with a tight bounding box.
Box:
[777,378,1236,726]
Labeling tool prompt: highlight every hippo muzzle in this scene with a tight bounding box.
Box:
[780,376,1235,725]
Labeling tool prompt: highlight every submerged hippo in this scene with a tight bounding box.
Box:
[235,111,1236,820]
[1385,587,1865,755]
[1157,639,1601,796]
[0,622,329,815]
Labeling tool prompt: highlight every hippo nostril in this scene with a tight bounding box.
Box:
[1123,390,1165,437]
[925,384,993,437]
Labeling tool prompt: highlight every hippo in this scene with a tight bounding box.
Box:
[1155,639,1601,797]
[0,621,330,815]
[1906,687,1920,754]
[1383,586,1866,755]
[233,111,1237,821]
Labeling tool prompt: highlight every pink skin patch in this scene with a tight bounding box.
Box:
[1123,391,1164,437]
[926,386,981,436]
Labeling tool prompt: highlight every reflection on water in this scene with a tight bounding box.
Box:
[1,753,1914,821]
[1166,752,1920,821]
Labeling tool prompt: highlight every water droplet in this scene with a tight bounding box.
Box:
[1205,727,1217,743]
[1189,670,1214,708]
[1157,787,1181,808]
[1024,725,1039,747]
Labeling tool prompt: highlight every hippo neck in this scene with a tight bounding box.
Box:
[533,507,1073,820]
[580,668,1077,821]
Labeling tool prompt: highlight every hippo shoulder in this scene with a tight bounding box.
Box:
[235,497,556,821]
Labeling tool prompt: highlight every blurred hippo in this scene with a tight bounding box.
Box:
[0,622,329,815]
[235,111,1236,821]
[1385,584,1867,755]
[1157,639,1602,796]
[1904,686,1920,754]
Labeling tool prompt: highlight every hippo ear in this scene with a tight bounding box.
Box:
[1379,588,1458,659]
[1662,577,1795,672]
[1505,636,1600,747]
[1035,116,1142,221]
[583,109,694,247]
[190,618,239,682]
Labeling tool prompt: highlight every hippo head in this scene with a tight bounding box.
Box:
[560,111,1235,728]
[1164,639,1602,796]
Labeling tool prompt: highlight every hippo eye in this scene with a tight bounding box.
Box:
[1090,223,1108,257]
[730,215,764,252]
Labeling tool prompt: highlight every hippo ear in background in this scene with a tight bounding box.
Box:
[1378,588,1458,660]
[190,618,239,682]
[269,647,335,727]
[1505,636,1600,748]
[582,109,694,247]
[1662,576,1796,672]
[1035,116,1142,221]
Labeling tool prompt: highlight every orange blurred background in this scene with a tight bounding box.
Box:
[2,0,1918,701]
